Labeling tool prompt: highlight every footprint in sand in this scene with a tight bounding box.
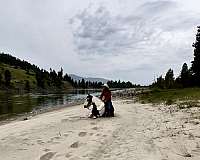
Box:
[78,132,87,137]
[70,141,80,148]
[89,133,94,136]
[23,138,29,141]
[65,153,72,158]
[61,119,69,123]
[64,134,69,137]
[104,154,111,158]
[96,133,101,137]
[17,148,28,151]
[43,149,51,152]
[40,152,56,160]
[92,127,99,130]
[53,136,61,140]
[90,122,96,125]
[47,138,60,145]
[69,156,81,160]
[37,140,45,145]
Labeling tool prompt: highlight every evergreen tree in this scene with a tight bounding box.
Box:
[155,76,165,89]
[73,80,78,88]
[165,69,174,89]
[58,67,63,80]
[36,71,45,89]
[80,79,85,88]
[0,73,2,86]
[180,63,190,87]
[4,70,11,87]
[191,26,200,85]
[25,80,30,91]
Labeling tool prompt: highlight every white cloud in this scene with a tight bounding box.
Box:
[0,0,200,84]
[69,0,200,84]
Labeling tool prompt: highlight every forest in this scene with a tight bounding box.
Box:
[0,53,136,91]
[152,26,200,89]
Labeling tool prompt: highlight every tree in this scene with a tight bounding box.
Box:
[36,71,45,89]
[180,63,190,87]
[80,79,86,88]
[58,67,63,80]
[156,76,165,89]
[165,69,174,89]
[0,73,2,86]
[191,26,200,86]
[25,80,30,91]
[4,70,11,87]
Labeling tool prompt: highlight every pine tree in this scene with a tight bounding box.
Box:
[180,63,190,87]
[25,80,30,91]
[80,79,85,88]
[156,76,165,89]
[58,67,63,80]
[165,69,174,89]
[4,70,11,87]
[36,71,45,89]
[191,26,200,85]
[0,73,2,86]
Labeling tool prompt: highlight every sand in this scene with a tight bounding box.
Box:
[0,99,200,160]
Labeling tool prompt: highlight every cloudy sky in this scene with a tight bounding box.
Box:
[0,0,200,85]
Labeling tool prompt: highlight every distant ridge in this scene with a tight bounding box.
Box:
[69,74,109,83]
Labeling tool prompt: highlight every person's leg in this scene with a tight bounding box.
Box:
[104,102,109,117]
[107,101,111,117]
[109,101,114,117]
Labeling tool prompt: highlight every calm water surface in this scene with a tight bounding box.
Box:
[0,89,101,119]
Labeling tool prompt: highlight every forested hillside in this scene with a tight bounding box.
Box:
[0,53,72,91]
[0,53,137,91]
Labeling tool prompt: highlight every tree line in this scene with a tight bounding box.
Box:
[152,26,200,89]
[0,53,136,90]
[63,74,137,89]
[0,53,66,90]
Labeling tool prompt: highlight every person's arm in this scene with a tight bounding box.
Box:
[100,92,103,99]
[100,90,105,101]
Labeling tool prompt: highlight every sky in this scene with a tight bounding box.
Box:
[0,0,200,85]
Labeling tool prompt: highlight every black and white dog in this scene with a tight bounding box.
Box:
[84,94,105,119]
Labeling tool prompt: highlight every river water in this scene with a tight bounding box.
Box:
[0,89,101,120]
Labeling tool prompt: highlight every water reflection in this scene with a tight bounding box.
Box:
[0,89,101,119]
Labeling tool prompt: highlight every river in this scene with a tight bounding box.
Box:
[0,89,101,120]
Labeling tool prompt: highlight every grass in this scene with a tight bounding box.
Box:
[0,63,37,89]
[137,88,200,105]
[0,63,72,91]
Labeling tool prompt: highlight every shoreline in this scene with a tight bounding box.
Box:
[0,100,85,126]
[0,88,138,126]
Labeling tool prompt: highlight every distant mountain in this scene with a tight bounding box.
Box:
[69,74,109,83]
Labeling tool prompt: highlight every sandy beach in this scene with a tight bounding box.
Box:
[1,99,200,160]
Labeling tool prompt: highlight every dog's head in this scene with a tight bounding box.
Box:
[84,94,93,108]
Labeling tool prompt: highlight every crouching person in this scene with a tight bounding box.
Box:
[100,84,114,117]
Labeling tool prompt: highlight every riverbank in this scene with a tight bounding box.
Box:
[0,89,103,125]
[1,98,200,160]
[0,99,84,126]
[0,88,135,125]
